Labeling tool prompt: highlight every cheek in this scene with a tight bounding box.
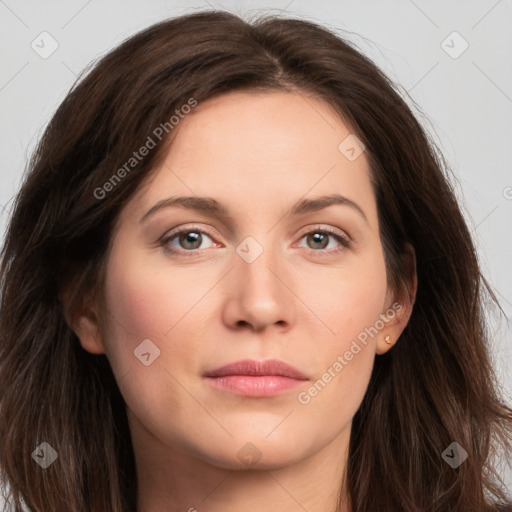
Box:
[297,245,388,345]
[104,237,200,333]
[296,308,378,433]
[294,248,386,412]
[99,248,181,373]
[100,247,217,386]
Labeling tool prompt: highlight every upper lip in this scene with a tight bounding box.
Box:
[204,359,309,380]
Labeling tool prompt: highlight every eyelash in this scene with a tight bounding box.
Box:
[160,225,352,257]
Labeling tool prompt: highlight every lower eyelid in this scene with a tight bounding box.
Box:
[161,227,351,254]
[296,231,351,252]
[161,229,216,252]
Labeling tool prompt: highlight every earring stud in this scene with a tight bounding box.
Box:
[385,335,392,345]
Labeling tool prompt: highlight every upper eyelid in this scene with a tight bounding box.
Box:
[162,225,217,243]
[161,224,351,248]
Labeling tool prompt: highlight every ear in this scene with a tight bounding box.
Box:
[376,242,417,355]
[59,286,106,355]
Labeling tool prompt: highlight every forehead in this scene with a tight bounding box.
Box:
[124,91,376,225]
[172,90,350,156]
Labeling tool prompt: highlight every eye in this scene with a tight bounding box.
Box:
[295,227,352,255]
[160,225,352,256]
[160,227,218,255]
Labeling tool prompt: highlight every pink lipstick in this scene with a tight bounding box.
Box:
[204,359,309,397]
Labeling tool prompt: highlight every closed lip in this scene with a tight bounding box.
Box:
[204,359,309,380]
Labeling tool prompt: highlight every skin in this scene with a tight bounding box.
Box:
[72,91,416,512]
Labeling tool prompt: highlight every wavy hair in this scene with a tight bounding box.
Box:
[1,10,511,512]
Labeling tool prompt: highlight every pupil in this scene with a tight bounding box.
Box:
[310,232,327,249]
[182,232,200,249]
[178,231,329,251]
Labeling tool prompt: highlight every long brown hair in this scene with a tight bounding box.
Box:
[1,10,511,512]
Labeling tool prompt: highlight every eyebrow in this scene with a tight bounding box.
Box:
[140,193,368,224]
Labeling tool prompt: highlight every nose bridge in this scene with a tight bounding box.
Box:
[223,231,293,330]
[237,233,283,297]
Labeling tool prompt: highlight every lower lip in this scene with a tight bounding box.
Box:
[205,375,307,397]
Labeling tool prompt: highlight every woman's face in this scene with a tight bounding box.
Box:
[77,91,408,470]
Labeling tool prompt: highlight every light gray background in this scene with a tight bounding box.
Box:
[1,0,511,501]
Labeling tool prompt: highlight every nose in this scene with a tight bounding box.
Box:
[221,240,295,333]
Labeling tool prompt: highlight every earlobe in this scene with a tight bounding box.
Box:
[376,333,394,355]
[376,243,417,355]
[59,289,106,355]
[72,308,106,355]
[376,332,396,355]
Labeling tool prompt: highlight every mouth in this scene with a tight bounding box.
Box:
[203,359,309,397]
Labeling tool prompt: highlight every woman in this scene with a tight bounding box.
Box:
[0,9,511,512]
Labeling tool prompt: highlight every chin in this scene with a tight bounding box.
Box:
[194,434,315,471]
